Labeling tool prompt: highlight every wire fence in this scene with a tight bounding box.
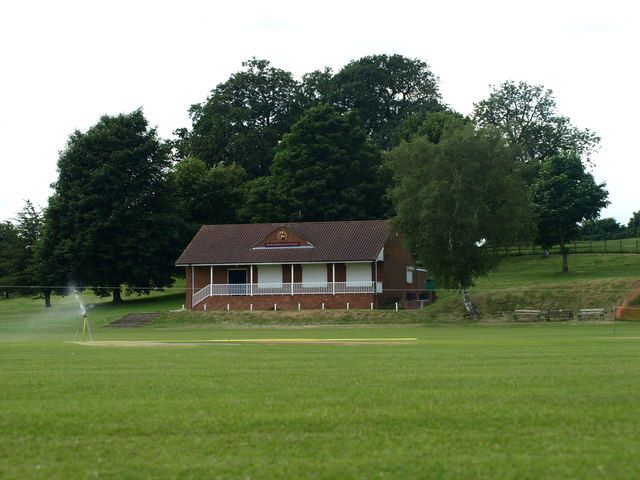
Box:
[487,237,640,256]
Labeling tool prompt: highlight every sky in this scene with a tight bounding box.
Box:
[0,0,637,223]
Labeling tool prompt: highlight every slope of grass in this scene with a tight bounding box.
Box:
[2,323,640,479]
[1,254,637,330]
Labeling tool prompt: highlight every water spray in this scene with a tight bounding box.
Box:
[72,291,93,343]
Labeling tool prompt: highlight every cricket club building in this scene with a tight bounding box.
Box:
[176,220,431,310]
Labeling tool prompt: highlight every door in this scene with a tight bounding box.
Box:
[227,269,247,295]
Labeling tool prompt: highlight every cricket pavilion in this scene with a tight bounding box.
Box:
[176,219,432,310]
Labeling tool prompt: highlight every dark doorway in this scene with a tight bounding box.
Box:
[228,269,247,284]
[227,269,247,295]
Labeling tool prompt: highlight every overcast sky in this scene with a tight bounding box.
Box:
[1,0,637,223]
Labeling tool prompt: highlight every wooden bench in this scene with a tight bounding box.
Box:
[546,309,574,321]
[513,309,543,321]
[578,308,605,320]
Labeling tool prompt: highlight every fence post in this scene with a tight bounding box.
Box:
[604,240,607,252]
[620,239,623,253]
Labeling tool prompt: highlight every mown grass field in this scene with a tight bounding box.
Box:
[1,253,640,478]
[2,320,640,479]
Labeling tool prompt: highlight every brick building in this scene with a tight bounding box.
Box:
[176,220,432,310]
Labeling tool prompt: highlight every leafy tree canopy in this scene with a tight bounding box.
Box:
[0,222,24,297]
[628,211,640,237]
[393,110,471,146]
[332,54,443,149]
[241,104,388,222]
[388,124,531,289]
[473,81,600,173]
[580,217,627,240]
[186,58,302,177]
[42,109,184,302]
[170,158,247,237]
[531,152,609,272]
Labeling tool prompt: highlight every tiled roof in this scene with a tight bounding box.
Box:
[175,220,390,265]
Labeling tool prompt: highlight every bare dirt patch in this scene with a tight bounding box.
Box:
[107,313,159,328]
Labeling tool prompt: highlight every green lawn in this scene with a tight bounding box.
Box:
[2,319,640,479]
[500,237,640,255]
[2,256,640,478]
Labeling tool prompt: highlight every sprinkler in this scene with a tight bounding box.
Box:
[73,295,93,343]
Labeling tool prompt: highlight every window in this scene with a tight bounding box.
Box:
[406,266,414,284]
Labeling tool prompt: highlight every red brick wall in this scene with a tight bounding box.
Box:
[185,267,193,309]
[196,293,376,311]
[194,266,210,290]
[380,233,428,307]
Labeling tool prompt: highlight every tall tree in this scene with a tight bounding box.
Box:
[0,201,42,299]
[42,109,183,303]
[170,158,247,236]
[331,54,443,149]
[531,153,609,272]
[388,124,531,292]
[241,104,387,222]
[580,218,627,240]
[473,81,600,176]
[299,67,335,109]
[392,110,471,146]
[186,58,302,177]
[628,211,640,237]
[0,222,23,298]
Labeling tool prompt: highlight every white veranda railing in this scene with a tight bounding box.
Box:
[192,281,376,305]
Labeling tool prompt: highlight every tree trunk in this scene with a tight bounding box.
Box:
[461,288,478,320]
[560,238,569,273]
[44,289,52,308]
[112,288,122,304]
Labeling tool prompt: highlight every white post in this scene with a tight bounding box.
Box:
[227,304,230,311]
[298,303,301,311]
[347,302,350,310]
[374,262,378,293]
[250,303,253,311]
[370,302,373,310]
[395,302,398,312]
[332,263,336,295]
[204,304,207,311]
[322,302,325,310]
[250,265,253,296]
[274,303,277,311]
[291,264,294,295]
[182,304,185,311]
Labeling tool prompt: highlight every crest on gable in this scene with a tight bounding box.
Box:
[252,226,313,249]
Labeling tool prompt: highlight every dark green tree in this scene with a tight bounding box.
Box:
[392,110,471,146]
[299,67,335,109]
[580,218,627,240]
[0,222,23,298]
[0,201,43,299]
[331,54,443,149]
[42,109,183,303]
[241,104,387,222]
[531,153,609,272]
[388,124,531,291]
[186,58,302,177]
[473,81,600,177]
[170,157,247,236]
[628,211,640,237]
